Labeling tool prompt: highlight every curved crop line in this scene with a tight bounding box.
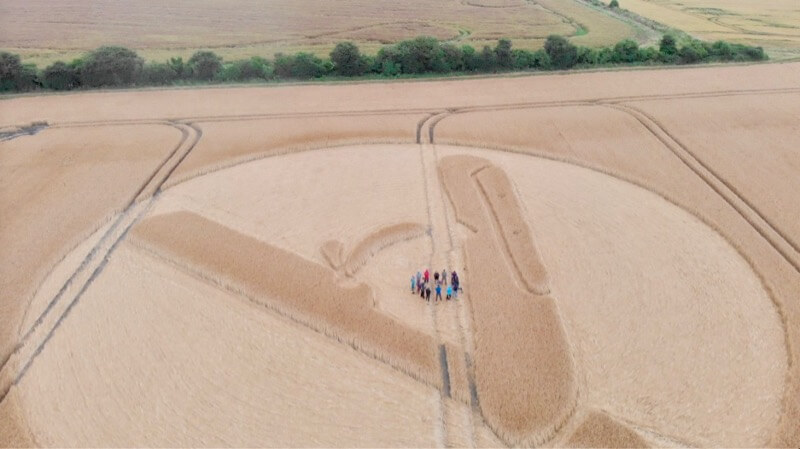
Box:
[473,166,551,295]
[461,0,526,10]
[0,122,203,405]
[613,102,800,260]
[603,103,797,447]
[5,84,799,443]
[427,111,452,144]
[2,121,190,371]
[438,156,578,446]
[432,136,794,446]
[343,222,427,276]
[416,113,437,144]
[428,96,800,276]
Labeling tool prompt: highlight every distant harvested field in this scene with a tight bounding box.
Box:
[1,62,799,447]
[0,0,645,66]
[612,0,800,57]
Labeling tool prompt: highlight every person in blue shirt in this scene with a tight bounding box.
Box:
[435,284,442,301]
[446,284,453,300]
[411,275,416,294]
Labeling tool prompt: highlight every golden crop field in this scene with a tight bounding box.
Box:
[0,0,649,66]
[613,0,800,58]
[1,62,799,447]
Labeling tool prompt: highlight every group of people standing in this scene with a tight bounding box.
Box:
[411,269,460,302]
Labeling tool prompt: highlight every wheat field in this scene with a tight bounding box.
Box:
[614,0,800,57]
[1,62,799,446]
[0,0,643,66]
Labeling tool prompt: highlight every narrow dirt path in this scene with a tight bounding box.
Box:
[418,113,483,447]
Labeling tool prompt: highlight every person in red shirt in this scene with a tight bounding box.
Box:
[423,269,430,283]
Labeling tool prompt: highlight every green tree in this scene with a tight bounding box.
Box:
[273,53,294,78]
[217,57,272,81]
[741,45,766,61]
[441,43,465,71]
[678,40,708,64]
[638,46,660,63]
[710,41,734,60]
[246,56,273,79]
[80,46,143,87]
[659,34,678,62]
[532,49,552,69]
[512,49,536,70]
[597,47,615,64]
[291,52,326,78]
[274,52,326,79]
[188,51,222,81]
[462,45,479,71]
[613,39,640,63]
[142,62,181,85]
[609,0,620,8]
[477,45,498,72]
[495,38,513,69]
[375,46,402,75]
[216,62,243,82]
[167,57,187,78]
[43,61,80,90]
[544,35,578,69]
[0,52,24,91]
[15,64,41,91]
[576,47,599,65]
[395,36,444,74]
[330,42,367,76]
[381,60,402,76]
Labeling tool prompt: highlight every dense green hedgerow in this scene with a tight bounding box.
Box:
[0,34,768,93]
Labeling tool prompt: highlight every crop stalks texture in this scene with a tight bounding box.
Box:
[438,155,578,446]
[129,211,443,388]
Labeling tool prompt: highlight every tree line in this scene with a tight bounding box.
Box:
[0,35,767,92]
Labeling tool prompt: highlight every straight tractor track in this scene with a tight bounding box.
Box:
[0,122,202,404]
[417,134,451,447]
[8,86,798,131]
[608,103,800,267]
[425,113,490,446]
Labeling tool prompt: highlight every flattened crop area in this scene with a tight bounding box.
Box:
[1,63,799,447]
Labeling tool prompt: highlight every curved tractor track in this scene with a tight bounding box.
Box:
[1,73,799,447]
[0,122,202,404]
